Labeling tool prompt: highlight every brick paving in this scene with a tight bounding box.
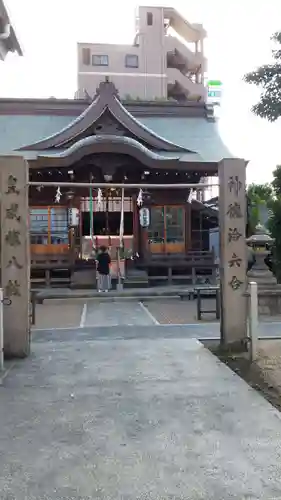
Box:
[144,298,219,324]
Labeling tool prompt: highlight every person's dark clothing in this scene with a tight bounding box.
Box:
[97,252,111,275]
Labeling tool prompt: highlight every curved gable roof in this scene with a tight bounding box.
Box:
[20,81,192,154]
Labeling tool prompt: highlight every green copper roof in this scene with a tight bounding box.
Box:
[140,117,233,162]
[0,115,74,153]
[0,113,233,162]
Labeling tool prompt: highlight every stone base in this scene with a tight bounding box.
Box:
[247,270,277,289]
[258,288,281,316]
[220,338,248,354]
[4,347,30,360]
[71,269,97,288]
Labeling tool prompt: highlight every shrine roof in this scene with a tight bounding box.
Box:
[0,113,234,163]
[18,81,189,154]
[26,135,205,171]
[0,83,235,163]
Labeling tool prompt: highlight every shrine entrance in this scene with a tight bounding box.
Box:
[0,155,247,359]
[79,193,134,267]
[0,82,248,358]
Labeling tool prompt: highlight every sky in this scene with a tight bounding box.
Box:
[1,0,281,184]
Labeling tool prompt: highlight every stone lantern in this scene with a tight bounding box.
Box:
[246,223,277,288]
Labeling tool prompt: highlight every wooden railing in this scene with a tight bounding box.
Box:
[143,250,217,285]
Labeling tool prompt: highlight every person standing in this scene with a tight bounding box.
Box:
[96,246,111,292]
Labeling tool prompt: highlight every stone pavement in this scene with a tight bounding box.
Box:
[84,301,155,327]
[33,299,281,340]
[34,299,157,330]
[34,299,85,329]
[2,330,281,499]
[144,298,218,324]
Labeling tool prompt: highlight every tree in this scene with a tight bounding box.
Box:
[246,182,273,236]
[271,164,281,195]
[250,167,281,279]
[246,179,281,276]
[244,32,281,121]
[266,166,281,276]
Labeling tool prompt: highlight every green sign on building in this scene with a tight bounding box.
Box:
[207,80,222,103]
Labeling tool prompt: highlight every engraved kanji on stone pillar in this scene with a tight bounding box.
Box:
[0,156,30,358]
[219,159,247,347]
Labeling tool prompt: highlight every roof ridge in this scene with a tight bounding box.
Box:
[19,80,193,153]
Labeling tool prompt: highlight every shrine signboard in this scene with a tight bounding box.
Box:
[218,159,247,346]
[0,156,30,358]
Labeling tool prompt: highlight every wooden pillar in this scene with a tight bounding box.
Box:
[0,156,30,358]
[185,202,191,252]
[132,194,139,254]
[219,158,247,348]
[199,210,203,250]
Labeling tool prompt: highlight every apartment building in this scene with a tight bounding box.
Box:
[0,0,22,60]
[77,6,207,102]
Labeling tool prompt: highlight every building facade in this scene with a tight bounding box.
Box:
[0,0,22,60]
[76,6,206,102]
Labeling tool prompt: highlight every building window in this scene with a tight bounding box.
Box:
[30,207,69,245]
[92,54,109,66]
[147,12,153,25]
[125,54,139,68]
[82,47,90,65]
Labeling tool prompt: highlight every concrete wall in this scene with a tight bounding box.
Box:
[76,5,205,101]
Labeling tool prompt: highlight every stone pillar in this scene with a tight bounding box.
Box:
[0,156,30,358]
[218,158,247,348]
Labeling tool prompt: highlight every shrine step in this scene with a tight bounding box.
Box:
[123,279,149,289]
[124,269,149,288]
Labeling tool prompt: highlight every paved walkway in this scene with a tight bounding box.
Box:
[2,328,281,498]
[34,299,281,339]
[84,301,155,327]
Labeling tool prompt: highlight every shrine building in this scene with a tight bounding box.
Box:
[0,79,235,286]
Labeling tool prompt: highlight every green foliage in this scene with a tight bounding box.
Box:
[244,32,281,121]
[271,165,281,195]
[247,182,273,202]
[246,182,273,235]
[267,197,281,280]
[248,167,281,279]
